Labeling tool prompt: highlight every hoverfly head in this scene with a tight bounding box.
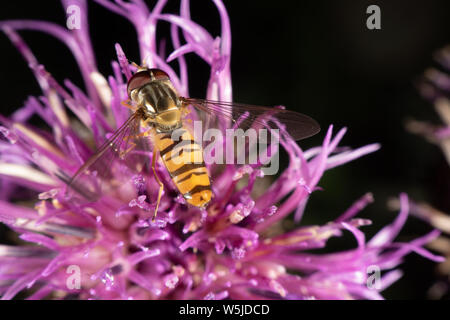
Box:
[127,68,180,131]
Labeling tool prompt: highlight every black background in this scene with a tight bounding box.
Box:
[1,0,450,299]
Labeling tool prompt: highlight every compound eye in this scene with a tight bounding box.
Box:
[127,71,151,97]
[149,68,169,81]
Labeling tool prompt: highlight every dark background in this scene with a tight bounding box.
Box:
[1,0,450,299]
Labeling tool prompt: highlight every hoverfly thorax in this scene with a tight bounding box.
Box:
[127,68,182,132]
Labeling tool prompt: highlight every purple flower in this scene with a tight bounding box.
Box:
[405,45,450,299]
[0,0,443,300]
[407,46,450,164]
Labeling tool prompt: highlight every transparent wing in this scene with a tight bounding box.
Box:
[56,111,152,202]
[181,97,320,141]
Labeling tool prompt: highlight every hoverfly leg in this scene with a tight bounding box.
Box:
[135,130,151,138]
[181,105,191,117]
[151,145,164,223]
[134,120,153,138]
[119,140,136,159]
[121,100,136,111]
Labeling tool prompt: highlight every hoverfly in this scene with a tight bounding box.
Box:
[63,67,320,221]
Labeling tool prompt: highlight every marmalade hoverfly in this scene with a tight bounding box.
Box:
[62,67,320,222]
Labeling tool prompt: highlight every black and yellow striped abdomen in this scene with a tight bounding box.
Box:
[155,127,212,207]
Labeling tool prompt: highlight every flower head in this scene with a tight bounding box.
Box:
[407,46,450,164]
[0,0,443,300]
[405,45,450,299]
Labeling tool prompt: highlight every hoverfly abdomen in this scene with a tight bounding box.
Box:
[154,128,212,208]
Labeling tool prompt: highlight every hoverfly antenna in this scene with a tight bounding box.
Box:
[127,59,149,73]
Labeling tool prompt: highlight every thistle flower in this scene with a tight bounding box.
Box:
[405,45,450,299]
[0,0,443,300]
[406,46,450,164]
